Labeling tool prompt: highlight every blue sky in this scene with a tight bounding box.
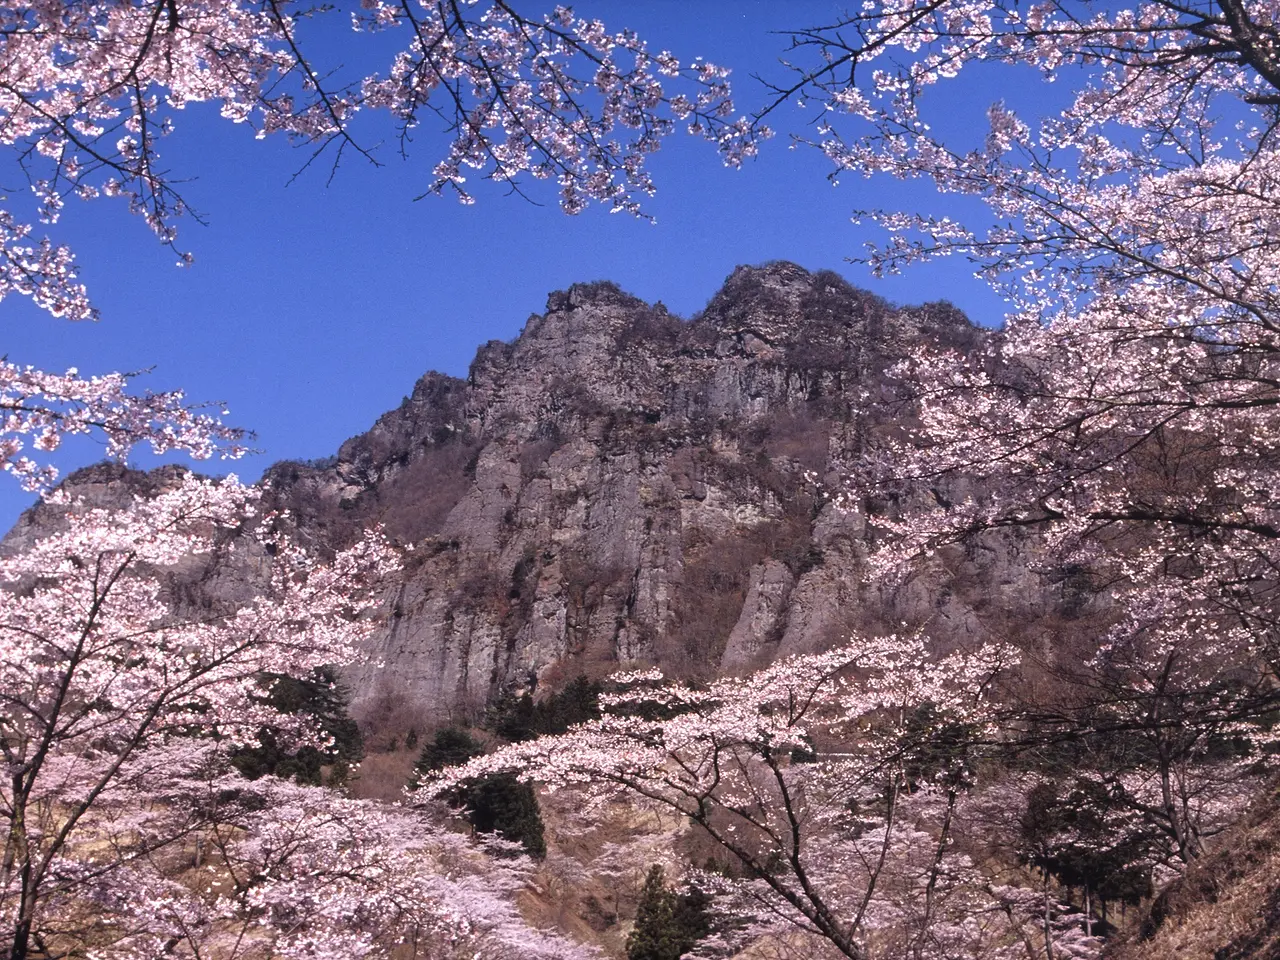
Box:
[1,1,1023,528]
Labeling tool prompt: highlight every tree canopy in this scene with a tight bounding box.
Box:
[8,2,1280,958]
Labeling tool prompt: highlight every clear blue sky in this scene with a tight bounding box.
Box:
[1,1,1023,529]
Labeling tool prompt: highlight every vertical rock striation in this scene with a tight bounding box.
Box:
[262,262,1021,719]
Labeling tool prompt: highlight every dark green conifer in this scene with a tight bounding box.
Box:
[626,865,709,960]
[488,674,603,742]
[416,727,484,772]
[413,727,546,858]
[628,866,679,960]
[492,691,536,742]
[231,666,363,786]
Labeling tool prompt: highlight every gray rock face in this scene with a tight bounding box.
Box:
[260,262,1027,721]
[10,262,1051,725]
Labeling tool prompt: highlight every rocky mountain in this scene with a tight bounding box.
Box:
[11,261,1277,957]
[243,261,1056,727]
[6,262,1063,728]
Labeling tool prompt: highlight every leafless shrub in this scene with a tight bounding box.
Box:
[348,749,418,803]
[351,686,434,754]
[372,441,478,542]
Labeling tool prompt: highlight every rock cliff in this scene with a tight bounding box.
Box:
[258,261,1049,722]
[11,262,1057,724]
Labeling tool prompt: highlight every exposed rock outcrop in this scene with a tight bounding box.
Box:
[258,262,1028,720]
[11,263,1053,723]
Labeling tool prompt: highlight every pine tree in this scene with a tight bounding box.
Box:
[470,774,547,860]
[672,884,711,949]
[488,675,603,742]
[626,866,709,960]
[491,691,536,742]
[416,727,485,773]
[232,666,364,786]
[536,675,602,733]
[627,866,679,960]
[414,727,546,858]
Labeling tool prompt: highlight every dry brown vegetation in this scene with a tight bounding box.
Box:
[348,748,420,802]
[1108,784,1280,960]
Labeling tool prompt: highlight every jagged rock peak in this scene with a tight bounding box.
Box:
[721,260,819,294]
[469,279,662,389]
[544,279,647,314]
[2,463,197,554]
[487,263,980,364]
[409,370,469,405]
[682,263,884,362]
[6,263,1005,725]
[699,262,875,330]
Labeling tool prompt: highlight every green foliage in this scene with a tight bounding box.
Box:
[468,774,547,859]
[231,666,363,786]
[488,675,603,742]
[626,865,710,960]
[414,727,546,859]
[490,692,536,742]
[1020,779,1154,907]
[417,727,485,771]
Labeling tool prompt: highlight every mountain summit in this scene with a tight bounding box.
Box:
[253,263,1012,724]
[10,264,1006,726]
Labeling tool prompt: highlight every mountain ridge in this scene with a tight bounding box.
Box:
[256,260,1024,728]
[10,262,1021,730]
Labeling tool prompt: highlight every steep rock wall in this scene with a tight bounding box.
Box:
[262,262,1039,720]
[8,263,1055,723]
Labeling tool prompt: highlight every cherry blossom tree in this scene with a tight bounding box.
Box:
[80,773,595,959]
[15,3,1280,955]
[761,0,1280,654]
[407,7,1280,950]
[0,471,404,958]
[748,0,1280,881]
[418,637,1109,960]
[0,447,609,960]
[0,361,247,490]
[0,7,770,957]
[0,0,758,320]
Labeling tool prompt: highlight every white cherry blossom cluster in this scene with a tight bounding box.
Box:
[761,4,1280,882]
[79,773,596,959]
[355,2,764,216]
[0,1,761,324]
[0,360,247,490]
[0,472,410,958]
[417,635,1033,959]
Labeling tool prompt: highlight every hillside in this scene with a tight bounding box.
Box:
[252,262,1057,729]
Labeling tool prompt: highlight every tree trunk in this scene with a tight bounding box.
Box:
[10,915,31,960]
[1043,874,1055,960]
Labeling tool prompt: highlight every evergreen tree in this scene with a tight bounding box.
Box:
[232,666,364,786]
[628,866,678,960]
[672,884,711,948]
[488,674,603,742]
[1020,779,1154,912]
[414,727,546,859]
[536,675,602,734]
[492,691,537,742]
[626,865,709,960]
[416,727,485,772]
[469,774,547,859]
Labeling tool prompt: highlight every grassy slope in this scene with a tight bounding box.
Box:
[1109,783,1280,960]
